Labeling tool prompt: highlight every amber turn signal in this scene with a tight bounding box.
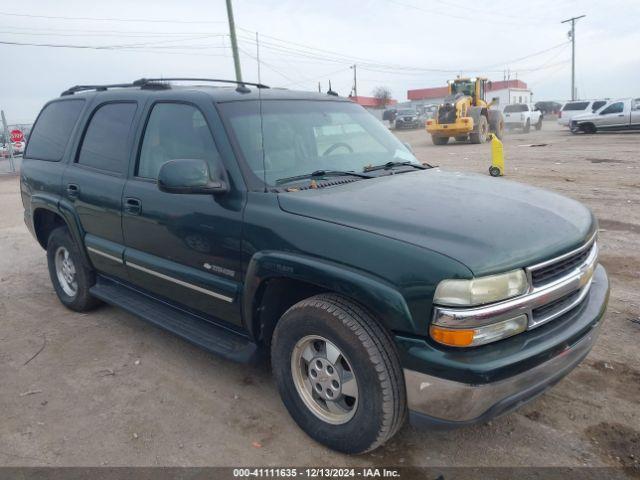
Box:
[429,325,475,347]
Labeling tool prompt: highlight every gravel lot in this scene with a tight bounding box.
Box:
[0,121,638,470]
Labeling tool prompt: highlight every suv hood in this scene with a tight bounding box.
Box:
[277,170,595,276]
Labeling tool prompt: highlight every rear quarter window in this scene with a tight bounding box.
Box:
[24,99,85,161]
[562,102,590,111]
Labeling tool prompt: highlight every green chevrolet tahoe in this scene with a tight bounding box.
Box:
[20,79,609,454]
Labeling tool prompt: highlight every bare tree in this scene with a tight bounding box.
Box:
[373,86,392,109]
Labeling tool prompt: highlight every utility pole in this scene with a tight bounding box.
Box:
[225,0,243,83]
[561,14,585,100]
[351,64,357,98]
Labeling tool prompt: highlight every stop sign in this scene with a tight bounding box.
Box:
[10,129,23,143]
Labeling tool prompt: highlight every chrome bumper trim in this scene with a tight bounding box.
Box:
[433,239,598,330]
[404,319,601,423]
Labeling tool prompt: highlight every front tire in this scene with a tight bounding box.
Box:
[46,226,101,312]
[523,119,531,133]
[535,117,543,130]
[271,294,406,454]
[470,115,489,144]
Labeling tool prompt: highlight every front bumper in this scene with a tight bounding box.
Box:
[396,120,423,129]
[404,264,609,428]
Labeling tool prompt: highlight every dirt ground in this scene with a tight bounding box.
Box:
[0,121,638,470]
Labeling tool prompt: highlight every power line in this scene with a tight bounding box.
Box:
[0,10,225,24]
[0,29,228,39]
[0,35,222,50]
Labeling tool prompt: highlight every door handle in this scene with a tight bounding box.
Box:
[124,197,141,215]
[66,183,79,198]
[617,114,624,117]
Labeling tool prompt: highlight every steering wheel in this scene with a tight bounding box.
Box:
[322,142,354,156]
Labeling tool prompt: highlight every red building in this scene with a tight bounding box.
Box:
[407,80,530,107]
[349,95,398,109]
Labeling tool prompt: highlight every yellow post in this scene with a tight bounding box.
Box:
[488,133,504,177]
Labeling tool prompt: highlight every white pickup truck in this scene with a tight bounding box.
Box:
[570,98,640,133]
[502,103,542,133]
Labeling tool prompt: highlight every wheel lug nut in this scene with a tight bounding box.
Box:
[326,365,334,374]
[332,380,339,389]
[316,360,323,369]
[315,383,322,392]
[310,369,317,378]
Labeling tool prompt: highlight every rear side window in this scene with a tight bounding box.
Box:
[77,102,137,174]
[591,101,607,111]
[562,102,589,111]
[25,100,84,161]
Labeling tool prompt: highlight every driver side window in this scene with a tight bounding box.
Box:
[601,102,624,115]
[137,103,222,180]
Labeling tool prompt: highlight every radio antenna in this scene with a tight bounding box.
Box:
[256,31,262,85]
[257,76,267,192]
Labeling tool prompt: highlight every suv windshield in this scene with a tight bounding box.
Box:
[220,100,419,186]
[504,104,528,113]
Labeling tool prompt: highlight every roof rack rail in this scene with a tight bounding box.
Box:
[60,77,269,97]
[133,77,270,91]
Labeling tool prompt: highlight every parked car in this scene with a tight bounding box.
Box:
[569,98,640,133]
[394,108,423,129]
[557,99,607,127]
[502,103,542,132]
[21,78,609,454]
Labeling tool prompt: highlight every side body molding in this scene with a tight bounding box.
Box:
[243,250,416,338]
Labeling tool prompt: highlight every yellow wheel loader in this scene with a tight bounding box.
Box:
[426,77,505,145]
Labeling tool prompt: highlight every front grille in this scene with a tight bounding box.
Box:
[530,244,592,287]
[532,289,581,321]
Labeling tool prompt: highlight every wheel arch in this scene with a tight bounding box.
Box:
[32,206,67,249]
[31,194,91,266]
[243,251,416,345]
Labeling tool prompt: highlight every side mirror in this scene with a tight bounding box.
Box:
[158,159,229,195]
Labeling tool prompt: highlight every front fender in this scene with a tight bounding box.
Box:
[243,250,416,338]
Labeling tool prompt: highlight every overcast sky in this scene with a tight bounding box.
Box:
[1,0,639,123]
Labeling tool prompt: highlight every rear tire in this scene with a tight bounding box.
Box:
[271,294,406,454]
[535,117,543,130]
[46,226,101,312]
[431,135,449,145]
[469,116,489,144]
[523,119,531,133]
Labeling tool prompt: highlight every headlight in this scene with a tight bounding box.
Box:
[433,269,528,307]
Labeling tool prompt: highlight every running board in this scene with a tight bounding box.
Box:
[90,275,259,363]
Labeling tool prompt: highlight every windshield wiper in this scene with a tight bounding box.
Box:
[276,170,373,186]
[363,161,430,173]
